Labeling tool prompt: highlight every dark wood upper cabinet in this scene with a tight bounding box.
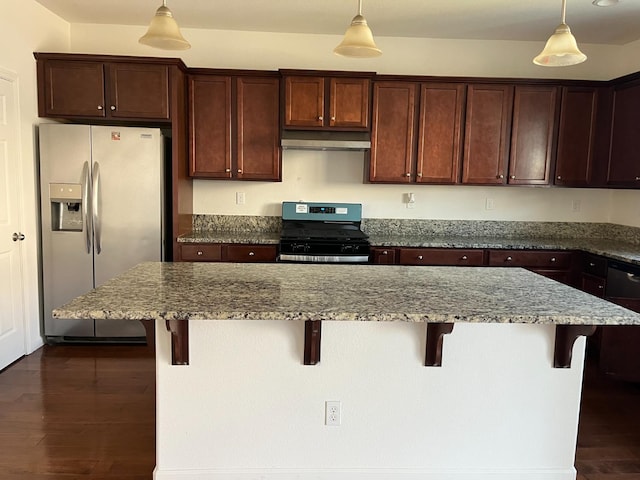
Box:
[608,80,640,187]
[106,63,170,120]
[368,82,417,183]
[416,83,466,184]
[236,76,281,181]
[554,86,598,187]
[461,84,513,185]
[283,75,370,130]
[189,75,232,178]
[36,56,170,121]
[189,74,281,181]
[508,85,559,185]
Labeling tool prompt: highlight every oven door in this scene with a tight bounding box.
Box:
[278,239,370,263]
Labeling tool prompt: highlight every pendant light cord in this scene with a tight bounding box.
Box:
[561,0,567,24]
[358,0,363,16]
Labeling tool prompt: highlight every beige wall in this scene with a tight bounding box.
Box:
[1,0,69,350]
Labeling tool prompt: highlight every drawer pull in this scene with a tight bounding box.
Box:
[461,255,468,260]
[97,105,103,110]
[598,285,604,289]
[382,250,388,255]
[505,256,513,262]
[589,262,596,267]
[249,251,255,256]
[417,255,423,260]
[550,257,557,263]
[197,251,203,256]
[557,175,562,180]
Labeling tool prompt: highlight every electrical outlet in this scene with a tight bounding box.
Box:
[405,192,416,209]
[325,401,341,426]
[572,199,581,212]
[236,192,245,205]
[485,198,495,210]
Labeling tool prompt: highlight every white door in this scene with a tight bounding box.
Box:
[0,71,26,370]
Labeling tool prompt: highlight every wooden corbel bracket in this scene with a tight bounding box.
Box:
[425,323,455,367]
[553,325,597,368]
[165,319,189,366]
[304,320,322,365]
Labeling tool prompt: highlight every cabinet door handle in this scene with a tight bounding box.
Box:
[461,255,468,260]
[331,116,336,121]
[417,172,423,177]
[237,169,242,173]
[589,262,596,267]
[598,285,604,289]
[197,251,203,256]
[405,173,411,177]
[497,174,504,179]
[505,256,513,262]
[557,175,562,180]
[382,250,388,255]
[225,168,231,173]
[97,105,103,110]
[249,251,255,256]
[636,176,640,181]
[417,255,423,260]
[318,116,324,121]
[510,175,516,179]
[110,105,116,111]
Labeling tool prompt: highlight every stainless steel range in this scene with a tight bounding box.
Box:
[278,202,370,263]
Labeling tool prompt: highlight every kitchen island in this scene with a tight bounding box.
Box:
[55,262,640,480]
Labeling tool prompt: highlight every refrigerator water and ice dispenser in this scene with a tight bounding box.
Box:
[49,183,83,231]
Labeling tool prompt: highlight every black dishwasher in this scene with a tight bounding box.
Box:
[600,261,640,382]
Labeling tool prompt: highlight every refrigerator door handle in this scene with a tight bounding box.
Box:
[82,161,92,254]
[92,161,102,254]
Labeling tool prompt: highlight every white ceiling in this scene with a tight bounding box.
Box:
[34,0,640,46]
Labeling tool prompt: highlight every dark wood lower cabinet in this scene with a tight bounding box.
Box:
[179,243,277,263]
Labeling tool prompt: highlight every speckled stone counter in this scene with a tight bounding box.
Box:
[53,262,640,325]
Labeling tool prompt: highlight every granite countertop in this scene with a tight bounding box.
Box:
[53,262,640,326]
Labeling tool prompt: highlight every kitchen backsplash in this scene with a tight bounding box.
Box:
[192,215,640,245]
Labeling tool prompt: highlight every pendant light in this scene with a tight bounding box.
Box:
[533,0,586,66]
[139,0,191,51]
[334,0,382,58]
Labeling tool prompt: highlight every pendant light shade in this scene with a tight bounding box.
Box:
[334,0,382,58]
[533,0,586,66]
[139,0,191,51]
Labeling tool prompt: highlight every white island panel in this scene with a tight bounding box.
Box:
[155,320,585,480]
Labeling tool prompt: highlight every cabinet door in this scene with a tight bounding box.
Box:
[107,63,169,120]
[188,75,232,178]
[236,77,281,181]
[369,82,417,183]
[508,86,558,185]
[608,82,640,186]
[554,87,598,187]
[284,76,324,128]
[40,60,106,118]
[416,83,465,184]
[329,78,370,129]
[461,84,513,185]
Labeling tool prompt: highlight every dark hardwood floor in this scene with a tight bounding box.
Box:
[0,345,639,479]
[0,345,155,480]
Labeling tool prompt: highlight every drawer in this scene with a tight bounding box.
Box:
[398,248,484,266]
[225,245,277,262]
[371,247,397,265]
[582,253,608,278]
[581,273,606,297]
[487,250,572,268]
[180,244,222,262]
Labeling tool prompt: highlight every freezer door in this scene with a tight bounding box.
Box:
[39,124,95,337]
[90,126,163,338]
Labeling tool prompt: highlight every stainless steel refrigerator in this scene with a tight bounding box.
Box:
[39,124,164,342]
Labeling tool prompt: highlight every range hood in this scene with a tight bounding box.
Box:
[281,131,371,151]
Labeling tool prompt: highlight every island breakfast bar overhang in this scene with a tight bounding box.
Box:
[53,262,640,480]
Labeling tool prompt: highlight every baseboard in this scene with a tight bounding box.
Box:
[154,467,577,480]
